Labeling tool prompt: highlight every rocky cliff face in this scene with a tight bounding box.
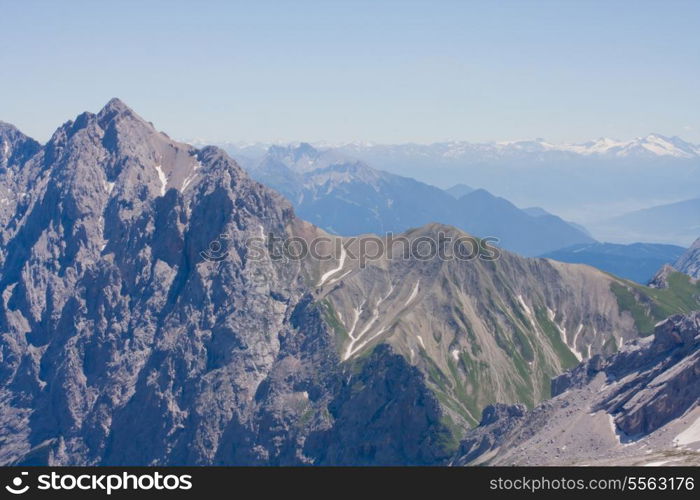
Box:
[0,121,41,170]
[555,312,699,438]
[452,312,700,466]
[675,237,700,279]
[0,99,323,464]
[0,122,42,256]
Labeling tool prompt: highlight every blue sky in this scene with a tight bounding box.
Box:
[1,0,698,143]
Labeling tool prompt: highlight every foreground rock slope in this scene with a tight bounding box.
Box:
[452,312,700,466]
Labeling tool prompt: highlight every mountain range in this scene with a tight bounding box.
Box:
[214,136,700,246]
[245,143,595,257]
[1,100,698,466]
[244,142,694,280]
[213,133,700,164]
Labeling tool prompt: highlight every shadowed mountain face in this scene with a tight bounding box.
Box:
[454,189,596,256]
[452,312,700,466]
[1,101,697,466]
[245,144,595,256]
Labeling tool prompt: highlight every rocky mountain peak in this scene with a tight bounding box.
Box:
[40,98,219,203]
[95,97,153,134]
[292,141,319,158]
[99,97,133,115]
[268,142,320,162]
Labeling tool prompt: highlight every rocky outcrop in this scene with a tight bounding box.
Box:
[648,264,676,288]
[650,239,700,286]
[595,313,698,437]
[451,404,526,465]
[452,312,700,466]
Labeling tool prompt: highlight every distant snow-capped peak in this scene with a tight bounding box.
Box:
[559,134,699,158]
[483,134,699,158]
[343,134,700,160]
[188,134,700,161]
